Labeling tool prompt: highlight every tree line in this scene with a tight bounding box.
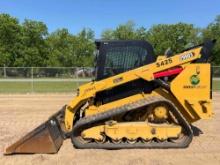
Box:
[0,13,219,67]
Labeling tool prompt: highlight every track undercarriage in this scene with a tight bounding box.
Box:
[71,95,193,149]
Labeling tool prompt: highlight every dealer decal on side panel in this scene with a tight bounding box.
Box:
[180,52,194,61]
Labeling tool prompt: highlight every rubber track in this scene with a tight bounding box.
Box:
[71,96,193,149]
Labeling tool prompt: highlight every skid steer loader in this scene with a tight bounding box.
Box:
[4,39,216,154]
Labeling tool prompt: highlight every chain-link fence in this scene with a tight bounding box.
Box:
[0,66,219,93]
[212,66,220,91]
[213,66,220,78]
[0,67,94,93]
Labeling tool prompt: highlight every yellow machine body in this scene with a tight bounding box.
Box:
[64,47,212,131]
[4,40,214,155]
[171,64,213,121]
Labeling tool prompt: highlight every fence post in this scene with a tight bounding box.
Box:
[31,67,34,93]
[3,65,6,78]
[76,67,79,88]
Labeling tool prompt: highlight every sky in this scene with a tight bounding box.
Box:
[0,0,219,38]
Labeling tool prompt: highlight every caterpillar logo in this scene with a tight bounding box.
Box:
[180,52,194,61]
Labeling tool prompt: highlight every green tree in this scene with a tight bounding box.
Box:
[74,28,95,66]
[101,29,115,40]
[47,28,76,66]
[102,21,138,40]
[14,19,49,66]
[1,13,219,67]
[101,22,201,56]
[113,21,136,40]
[47,28,95,67]
[135,27,148,40]
[146,23,201,55]
[203,15,220,64]
[0,14,22,66]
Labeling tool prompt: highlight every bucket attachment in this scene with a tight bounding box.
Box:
[4,108,65,155]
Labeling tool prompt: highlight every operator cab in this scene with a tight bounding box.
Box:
[95,40,155,80]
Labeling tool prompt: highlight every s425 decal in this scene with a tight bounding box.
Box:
[156,58,172,67]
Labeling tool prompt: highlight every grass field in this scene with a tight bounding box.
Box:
[0,79,219,93]
[0,80,89,93]
[213,80,220,90]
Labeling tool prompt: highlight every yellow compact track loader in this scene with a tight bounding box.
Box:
[4,39,216,154]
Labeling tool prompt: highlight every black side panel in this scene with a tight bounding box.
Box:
[95,79,157,104]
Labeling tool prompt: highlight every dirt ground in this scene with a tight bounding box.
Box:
[0,93,220,165]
